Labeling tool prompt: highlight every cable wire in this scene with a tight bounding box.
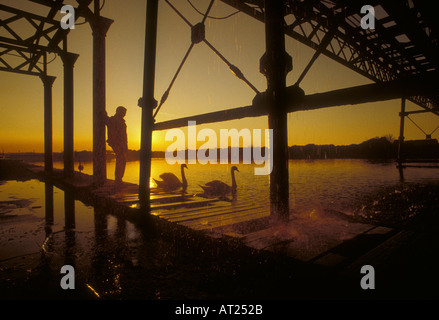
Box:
[3,52,58,65]
[155,0,259,119]
[430,125,439,136]
[187,0,240,20]
[406,115,428,136]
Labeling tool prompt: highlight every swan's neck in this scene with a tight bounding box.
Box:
[231,169,237,191]
[181,166,187,188]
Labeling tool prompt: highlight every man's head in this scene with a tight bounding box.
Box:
[115,106,127,118]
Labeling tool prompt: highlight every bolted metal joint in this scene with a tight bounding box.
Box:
[138,97,158,109]
[191,23,205,44]
[259,51,293,78]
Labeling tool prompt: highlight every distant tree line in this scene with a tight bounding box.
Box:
[5,137,439,162]
[288,137,439,160]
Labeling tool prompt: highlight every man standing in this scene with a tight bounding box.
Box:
[106,106,128,187]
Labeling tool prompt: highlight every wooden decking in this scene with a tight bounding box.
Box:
[108,182,271,233]
[26,164,397,268]
[106,181,397,268]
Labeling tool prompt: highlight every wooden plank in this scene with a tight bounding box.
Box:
[244,226,281,245]
[152,200,237,217]
[400,165,439,168]
[158,201,264,219]
[150,198,219,210]
[179,208,266,228]
[152,203,230,218]
[188,210,269,231]
[243,225,297,250]
[168,204,267,223]
[181,207,269,230]
[150,194,194,203]
[118,192,198,206]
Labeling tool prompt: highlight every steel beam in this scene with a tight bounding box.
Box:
[60,51,79,179]
[153,71,439,131]
[139,0,159,211]
[397,98,406,181]
[40,74,56,173]
[90,14,113,186]
[219,0,439,111]
[264,0,290,223]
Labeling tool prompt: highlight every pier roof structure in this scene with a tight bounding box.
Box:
[220,0,439,114]
[0,0,92,76]
[0,0,111,183]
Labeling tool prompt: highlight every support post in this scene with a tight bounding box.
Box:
[397,98,406,180]
[90,12,113,186]
[60,52,79,179]
[139,0,158,211]
[40,74,56,174]
[398,98,406,167]
[263,0,290,223]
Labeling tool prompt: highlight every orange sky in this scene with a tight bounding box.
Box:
[1,0,438,153]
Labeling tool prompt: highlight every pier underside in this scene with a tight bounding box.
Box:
[1,0,439,301]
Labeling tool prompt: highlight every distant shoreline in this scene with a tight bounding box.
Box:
[3,137,439,162]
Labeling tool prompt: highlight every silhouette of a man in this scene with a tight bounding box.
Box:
[106,106,128,186]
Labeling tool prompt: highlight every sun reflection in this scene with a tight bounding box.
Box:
[86,283,101,298]
[101,261,123,297]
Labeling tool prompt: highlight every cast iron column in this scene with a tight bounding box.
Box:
[397,98,406,180]
[139,0,158,210]
[60,52,79,179]
[90,11,113,186]
[264,0,290,223]
[40,74,56,173]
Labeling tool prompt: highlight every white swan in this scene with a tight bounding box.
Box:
[154,164,188,192]
[200,166,239,197]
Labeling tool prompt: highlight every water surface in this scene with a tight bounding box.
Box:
[2,158,439,299]
[65,158,439,215]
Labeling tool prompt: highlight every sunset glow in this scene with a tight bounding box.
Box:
[1,0,437,154]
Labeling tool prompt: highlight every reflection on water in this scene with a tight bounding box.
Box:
[47,158,439,215]
[0,179,154,298]
[1,159,439,298]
